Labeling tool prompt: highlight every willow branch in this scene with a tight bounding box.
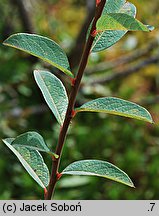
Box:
[45,0,107,200]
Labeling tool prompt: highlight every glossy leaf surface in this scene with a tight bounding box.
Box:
[91,0,136,52]
[97,13,153,32]
[76,97,153,123]
[34,70,68,125]
[3,33,73,77]
[12,131,58,158]
[2,138,50,188]
[62,160,134,187]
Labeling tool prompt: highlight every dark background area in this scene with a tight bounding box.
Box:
[0,0,159,199]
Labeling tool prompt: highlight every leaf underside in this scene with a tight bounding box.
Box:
[76,97,153,123]
[97,13,152,32]
[11,131,58,158]
[62,160,134,187]
[91,0,136,52]
[2,138,50,188]
[34,70,68,125]
[3,33,73,77]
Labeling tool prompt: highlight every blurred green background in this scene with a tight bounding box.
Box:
[0,0,159,199]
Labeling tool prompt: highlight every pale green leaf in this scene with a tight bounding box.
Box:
[97,13,153,32]
[91,0,136,52]
[103,0,126,14]
[34,70,68,125]
[2,138,50,188]
[3,33,73,77]
[62,160,134,187]
[76,97,153,123]
[12,131,58,158]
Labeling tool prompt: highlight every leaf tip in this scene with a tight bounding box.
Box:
[33,69,39,74]
[2,34,15,46]
[146,114,154,124]
[150,119,155,124]
[2,41,6,46]
[33,70,42,79]
[1,139,5,144]
[2,138,11,143]
[2,39,9,47]
[123,176,135,188]
[129,181,135,188]
[146,25,155,32]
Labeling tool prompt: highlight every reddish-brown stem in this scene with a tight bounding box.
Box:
[44,188,48,199]
[45,0,106,200]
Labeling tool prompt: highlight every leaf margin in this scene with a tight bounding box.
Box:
[3,33,73,77]
[96,13,154,32]
[34,70,68,125]
[75,97,153,123]
[2,138,50,188]
[62,159,135,188]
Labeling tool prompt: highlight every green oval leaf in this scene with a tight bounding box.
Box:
[76,97,153,123]
[62,160,134,187]
[34,70,68,125]
[2,138,50,188]
[97,13,153,32]
[3,33,73,77]
[11,131,58,158]
[91,0,136,52]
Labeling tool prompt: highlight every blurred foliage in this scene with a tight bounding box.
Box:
[0,0,159,200]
